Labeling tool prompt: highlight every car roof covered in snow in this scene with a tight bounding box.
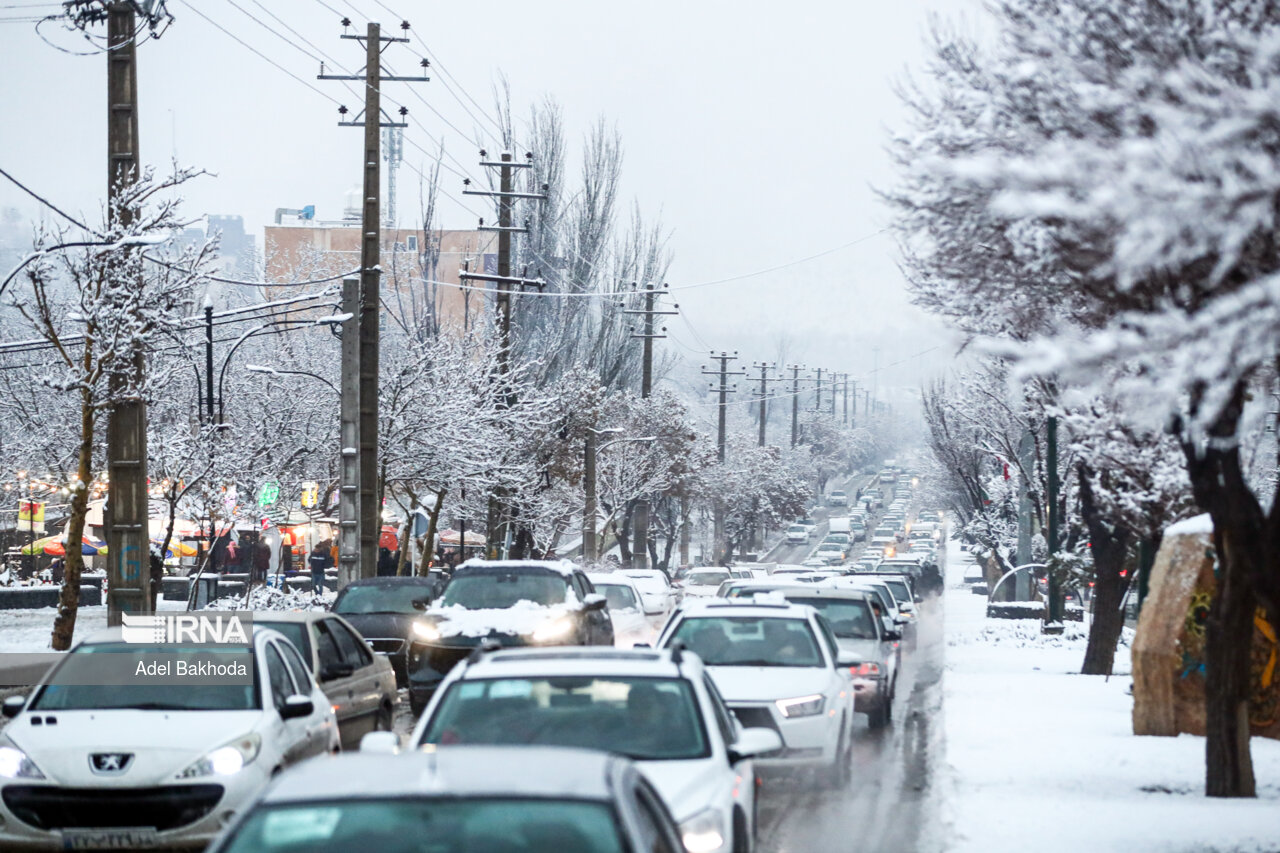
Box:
[455,559,579,577]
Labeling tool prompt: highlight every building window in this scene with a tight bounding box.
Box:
[407,235,418,252]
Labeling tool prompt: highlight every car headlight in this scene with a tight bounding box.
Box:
[775,694,825,718]
[679,807,727,853]
[0,745,44,780]
[178,733,261,779]
[531,616,575,644]
[413,621,442,641]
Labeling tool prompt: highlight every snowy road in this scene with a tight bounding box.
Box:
[754,593,944,853]
[764,472,876,566]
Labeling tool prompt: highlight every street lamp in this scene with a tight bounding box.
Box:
[246,365,340,397]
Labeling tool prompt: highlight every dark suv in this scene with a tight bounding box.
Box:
[407,561,614,714]
[331,574,445,684]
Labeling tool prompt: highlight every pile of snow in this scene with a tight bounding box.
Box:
[431,600,567,639]
[203,585,333,612]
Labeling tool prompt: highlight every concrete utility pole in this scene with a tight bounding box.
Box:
[788,364,804,448]
[104,0,150,624]
[703,353,744,563]
[842,375,849,425]
[1015,428,1035,601]
[621,285,677,570]
[813,367,824,413]
[320,21,426,587]
[462,151,546,558]
[1045,416,1065,632]
[582,429,598,563]
[752,362,779,446]
[831,373,838,420]
[850,379,857,424]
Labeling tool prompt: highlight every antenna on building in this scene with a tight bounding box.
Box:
[383,125,404,228]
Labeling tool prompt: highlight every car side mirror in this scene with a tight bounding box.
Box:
[582,594,607,611]
[411,598,430,611]
[836,651,862,668]
[279,694,314,720]
[1,695,25,718]
[899,602,915,612]
[359,731,400,754]
[729,727,783,762]
[883,629,902,642]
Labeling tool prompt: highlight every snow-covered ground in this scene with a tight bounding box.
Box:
[943,538,1280,853]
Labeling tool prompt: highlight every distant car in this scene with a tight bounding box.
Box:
[623,569,681,616]
[330,575,443,685]
[586,572,654,648]
[775,566,818,577]
[0,627,338,851]
[657,599,858,784]
[794,517,818,536]
[827,490,849,507]
[255,612,398,750]
[407,560,614,713]
[719,579,807,599]
[813,542,847,564]
[682,568,734,600]
[205,747,687,853]
[410,646,780,853]
[822,533,852,549]
[785,524,811,545]
[801,558,829,569]
[778,588,900,728]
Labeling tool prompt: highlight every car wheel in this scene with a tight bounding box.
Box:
[821,718,851,788]
[376,701,394,731]
[409,695,424,718]
[868,694,890,729]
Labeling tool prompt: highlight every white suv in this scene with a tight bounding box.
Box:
[408,646,781,853]
[656,599,857,785]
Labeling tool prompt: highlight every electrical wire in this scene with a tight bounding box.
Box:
[672,229,889,291]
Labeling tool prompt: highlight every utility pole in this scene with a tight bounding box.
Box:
[831,372,838,420]
[582,429,597,563]
[752,362,779,446]
[813,367,824,413]
[621,285,677,570]
[461,151,547,372]
[102,0,150,624]
[204,298,215,424]
[788,364,804,448]
[320,20,426,586]
[842,374,849,425]
[850,379,857,424]
[462,151,546,558]
[703,353,744,563]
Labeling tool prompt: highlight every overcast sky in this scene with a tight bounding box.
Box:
[1,0,977,398]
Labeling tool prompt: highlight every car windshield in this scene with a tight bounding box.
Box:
[785,599,878,639]
[30,643,258,711]
[687,570,730,586]
[670,616,823,667]
[594,583,639,611]
[334,584,429,615]
[419,676,708,761]
[787,525,806,533]
[219,798,624,853]
[877,579,912,603]
[439,573,569,610]
[726,584,790,598]
[874,529,894,537]
[258,622,312,665]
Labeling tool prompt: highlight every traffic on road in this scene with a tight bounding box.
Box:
[0,460,941,853]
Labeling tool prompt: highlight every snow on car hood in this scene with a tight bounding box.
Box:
[427,600,575,639]
[680,584,722,598]
[5,709,264,786]
[704,666,832,703]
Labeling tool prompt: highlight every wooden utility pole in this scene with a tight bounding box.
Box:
[703,353,744,563]
[752,362,779,446]
[788,364,804,448]
[831,372,838,419]
[104,0,150,624]
[320,21,426,586]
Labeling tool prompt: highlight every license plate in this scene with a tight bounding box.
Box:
[60,827,159,850]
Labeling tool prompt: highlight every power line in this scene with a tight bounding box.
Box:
[672,229,888,290]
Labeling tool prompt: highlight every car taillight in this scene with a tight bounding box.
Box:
[849,662,881,677]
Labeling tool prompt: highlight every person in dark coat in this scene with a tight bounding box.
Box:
[377,546,396,577]
[252,542,270,584]
[309,541,331,594]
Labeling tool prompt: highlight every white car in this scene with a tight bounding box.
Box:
[408,646,781,853]
[682,568,733,599]
[785,524,811,545]
[589,572,656,648]
[0,626,338,850]
[623,569,680,616]
[813,543,847,565]
[657,600,857,784]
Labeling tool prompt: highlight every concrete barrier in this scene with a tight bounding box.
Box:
[0,586,101,610]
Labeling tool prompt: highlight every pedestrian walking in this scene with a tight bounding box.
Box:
[252,542,270,585]
[309,541,331,594]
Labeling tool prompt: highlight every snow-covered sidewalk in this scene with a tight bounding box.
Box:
[943,539,1280,853]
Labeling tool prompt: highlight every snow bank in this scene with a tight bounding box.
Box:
[1165,513,1213,538]
[431,600,568,639]
[203,585,334,612]
[943,535,1280,853]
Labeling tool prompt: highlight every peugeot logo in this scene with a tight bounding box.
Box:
[89,753,133,774]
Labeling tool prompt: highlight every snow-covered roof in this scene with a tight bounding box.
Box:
[457,558,578,576]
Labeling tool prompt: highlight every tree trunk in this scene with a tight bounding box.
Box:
[1181,381,1261,797]
[418,489,444,576]
[616,500,635,568]
[51,385,94,651]
[1078,466,1133,676]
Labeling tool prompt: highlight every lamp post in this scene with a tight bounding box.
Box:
[582,430,657,565]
